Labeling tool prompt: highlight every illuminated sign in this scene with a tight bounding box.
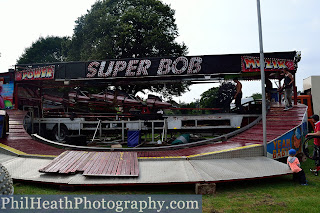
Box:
[241,56,295,72]
[16,52,296,81]
[86,57,203,78]
[15,65,55,81]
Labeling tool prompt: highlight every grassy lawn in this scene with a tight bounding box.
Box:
[12,156,320,212]
[205,155,320,213]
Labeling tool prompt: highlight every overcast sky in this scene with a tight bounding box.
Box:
[0,0,319,103]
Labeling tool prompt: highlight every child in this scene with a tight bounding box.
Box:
[287,149,307,185]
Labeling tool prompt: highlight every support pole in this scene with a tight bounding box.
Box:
[293,75,298,105]
[257,0,267,156]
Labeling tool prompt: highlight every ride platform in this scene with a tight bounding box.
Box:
[0,103,307,186]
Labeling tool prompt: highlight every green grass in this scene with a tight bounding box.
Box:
[12,157,320,213]
[13,182,195,195]
[202,157,320,213]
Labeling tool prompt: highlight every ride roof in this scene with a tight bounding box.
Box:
[14,51,299,88]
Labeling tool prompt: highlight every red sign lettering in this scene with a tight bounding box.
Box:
[242,56,295,72]
[15,65,55,81]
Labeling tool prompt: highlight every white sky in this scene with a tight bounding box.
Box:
[0,0,319,103]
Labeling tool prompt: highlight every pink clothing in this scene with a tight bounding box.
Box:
[314,121,320,146]
[287,156,302,173]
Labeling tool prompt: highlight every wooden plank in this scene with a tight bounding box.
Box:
[64,152,91,174]
[133,152,139,176]
[106,152,121,176]
[44,151,75,173]
[81,152,99,175]
[100,152,117,175]
[7,136,32,140]
[44,151,76,173]
[39,151,69,172]
[83,152,105,175]
[115,152,124,176]
[97,152,112,175]
[120,152,129,176]
[81,152,101,172]
[130,152,135,175]
[9,124,25,129]
[124,152,132,176]
[91,152,110,175]
[58,151,86,173]
[125,152,132,176]
[89,152,107,174]
[8,129,27,133]
[55,151,79,173]
[72,152,96,172]
[9,121,24,125]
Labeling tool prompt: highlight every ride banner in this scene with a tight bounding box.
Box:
[84,55,240,79]
[267,114,308,159]
[15,65,55,81]
[241,56,295,72]
[18,51,297,81]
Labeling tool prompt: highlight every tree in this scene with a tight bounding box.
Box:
[251,93,262,100]
[67,0,187,61]
[17,36,69,64]
[65,0,189,97]
[200,87,219,108]
[200,83,237,113]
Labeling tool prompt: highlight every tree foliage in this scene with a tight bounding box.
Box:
[67,0,187,61]
[200,87,219,108]
[67,0,189,96]
[200,82,236,112]
[251,93,262,100]
[17,36,69,64]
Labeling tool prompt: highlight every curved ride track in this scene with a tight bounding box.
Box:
[0,103,307,159]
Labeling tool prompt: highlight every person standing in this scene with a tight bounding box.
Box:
[280,69,294,111]
[306,114,320,175]
[233,78,243,112]
[265,77,273,101]
[307,114,320,144]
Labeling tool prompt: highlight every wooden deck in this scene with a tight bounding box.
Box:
[39,151,139,177]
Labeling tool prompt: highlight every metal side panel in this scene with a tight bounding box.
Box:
[189,157,292,182]
[68,160,204,185]
[2,157,73,184]
[189,145,264,160]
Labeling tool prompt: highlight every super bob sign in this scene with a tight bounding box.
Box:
[15,65,55,81]
[241,56,295,72]
[86,56,202,78]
